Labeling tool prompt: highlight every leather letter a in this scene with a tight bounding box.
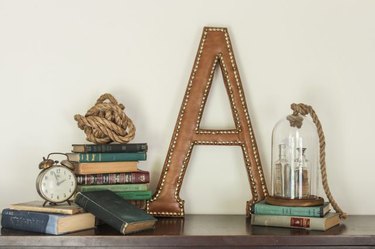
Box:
[147,27,268,217]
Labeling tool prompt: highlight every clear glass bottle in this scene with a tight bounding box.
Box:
[294,148,310,198]
[272,144,289,197]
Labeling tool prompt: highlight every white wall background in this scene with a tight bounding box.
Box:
[0,0,374,215]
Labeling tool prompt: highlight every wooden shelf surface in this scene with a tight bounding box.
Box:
[1,214,375,248]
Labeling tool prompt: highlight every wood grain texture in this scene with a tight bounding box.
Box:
[1,215,375,248]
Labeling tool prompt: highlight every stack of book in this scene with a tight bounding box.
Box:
[68,143,151,210]
[1,201,95,235]
[250,200,341,231]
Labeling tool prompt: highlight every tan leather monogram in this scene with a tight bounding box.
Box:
[147,27,268,217]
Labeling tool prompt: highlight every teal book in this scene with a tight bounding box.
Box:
[77,183,149,192]
[72,143,148,153]
[67,152,146,162]
[1,209,95,235]
[116,191,152,200]
[252,200,331,217]
[75,190,157,234]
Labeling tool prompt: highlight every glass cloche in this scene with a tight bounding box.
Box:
[266,113,324,207]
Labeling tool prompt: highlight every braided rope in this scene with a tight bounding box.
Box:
[74,93,136,144]
[287,103,347,219]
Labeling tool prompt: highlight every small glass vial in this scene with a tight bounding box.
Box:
[294,148,310,198]
[272,144,289,197]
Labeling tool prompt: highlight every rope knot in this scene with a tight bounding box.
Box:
[286,103,313,128]
[74,93,136,144]
[291,103,311,116]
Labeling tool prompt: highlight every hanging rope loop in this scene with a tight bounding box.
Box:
[287,103,347,219]
[74,93,136,144]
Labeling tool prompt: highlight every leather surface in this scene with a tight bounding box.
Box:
[147,27,269,217]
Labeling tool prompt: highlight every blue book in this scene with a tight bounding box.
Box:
[1,209,95,235]
[67,152,147,162]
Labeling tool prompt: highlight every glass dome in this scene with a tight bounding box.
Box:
[268,114,322,206]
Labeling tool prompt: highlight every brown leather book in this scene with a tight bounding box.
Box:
[73,161,138,175]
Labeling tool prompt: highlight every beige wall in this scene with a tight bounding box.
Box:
[0,0,373,215]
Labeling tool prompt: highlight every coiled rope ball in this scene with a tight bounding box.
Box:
[74,93,136,144]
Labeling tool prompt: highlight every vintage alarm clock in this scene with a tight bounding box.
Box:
[36,153,77,206]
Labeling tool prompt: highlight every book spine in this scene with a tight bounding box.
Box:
[251,214,326,231]
[128,200,147,210]
[76,144,148,153]
[76,171,150,185]
[75,192,125,234]
[253,203,324,217]
[116,191,152,200]
[78,152,146,162]
[1,209,57,235]
[74,161,138,175]
[77,183,149,192]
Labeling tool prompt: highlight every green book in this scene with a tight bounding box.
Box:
[251,212,340,231]
[67,152,146,162]
[75,190,157,235]
[252,200,330,217]
[77,183,149,192]
[116,191,152,200]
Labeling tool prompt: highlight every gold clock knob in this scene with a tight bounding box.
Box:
[38,158,55,169]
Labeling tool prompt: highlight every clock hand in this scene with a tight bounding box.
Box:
[52,171,58,182]
[57,179,67,186]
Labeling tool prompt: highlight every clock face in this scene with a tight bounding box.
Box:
[36,166,77,203]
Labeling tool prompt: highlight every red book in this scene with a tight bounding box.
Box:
[76,171,150,185]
